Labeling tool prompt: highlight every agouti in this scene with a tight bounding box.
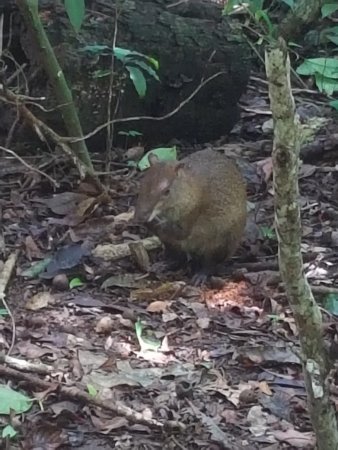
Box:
[134,149,247,285]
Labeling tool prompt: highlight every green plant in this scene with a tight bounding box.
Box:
[135,319,161,352]
[118,130,143,138]
[83,45,160,98]
[0,385,33,442]
[260,225,276,240]
[137,146,177,171]
[64,0,85,32]
[294,3,338,109]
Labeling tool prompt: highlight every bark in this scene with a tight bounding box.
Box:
[265,38,338,450]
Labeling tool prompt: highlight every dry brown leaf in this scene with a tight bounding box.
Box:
[271,429,315,448]
[25,292,55,310]
[25,235,43,260]
[95,316,114,334]
[147,300,171,313]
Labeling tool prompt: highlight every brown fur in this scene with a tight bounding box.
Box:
[134,149,247,269]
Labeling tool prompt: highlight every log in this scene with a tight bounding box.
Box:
[0,0,250,148]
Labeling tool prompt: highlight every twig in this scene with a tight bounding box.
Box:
[0,145,59,187]
[0,353,54,374]
[105,5,119,174]
[0,365,185,431]
[67,71,226,143]
[0,250,19,356]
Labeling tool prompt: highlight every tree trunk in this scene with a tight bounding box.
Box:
[265,38,338,450]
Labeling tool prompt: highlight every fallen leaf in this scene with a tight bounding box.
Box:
[147,301,171,313]
[25,292,55,310]
[95,317,114,334]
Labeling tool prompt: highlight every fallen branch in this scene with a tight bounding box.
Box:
[0,353,54,374]
[0,365,185,431]
[93,236,161,261]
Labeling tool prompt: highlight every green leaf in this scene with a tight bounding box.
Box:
[280,0,294,8]
[222,0,241,15]
[329,99,338,110]
[321,3,338,18]
[0,386,33,415]
[128,60,160,81]
[2,425,17,439]
[248,0,264,14]
[64,0,85,32]
[254,9,274,35]
[138,146,177,171]
[296,58,338,79]
[326,34,338,46]
[118,130,143,137]
[0,309,8,316]
[81,44,111,55]
[147,57,159,70]
[135,319,161,352]
[20,258,52,278]
[260,226,276,239]
[69,277,84,289]
[126,66,147,97]
[315,73,338,95]
[87,384,97,397]
[323,294,338,315]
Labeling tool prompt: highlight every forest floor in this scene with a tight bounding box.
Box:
[1,74,338,450]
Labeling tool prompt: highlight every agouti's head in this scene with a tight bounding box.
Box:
[134,154,200,224]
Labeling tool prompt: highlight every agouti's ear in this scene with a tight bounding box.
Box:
[148,153,160,166]
[175,162,185,177]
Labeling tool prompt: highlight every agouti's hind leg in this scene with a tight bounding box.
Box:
[190,258,215,286]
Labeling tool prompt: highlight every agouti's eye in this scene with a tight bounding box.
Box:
[163,188,170,196]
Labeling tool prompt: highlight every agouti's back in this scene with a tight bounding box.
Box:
[134,149,247,281]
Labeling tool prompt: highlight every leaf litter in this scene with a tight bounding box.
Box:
[2,86,338,450]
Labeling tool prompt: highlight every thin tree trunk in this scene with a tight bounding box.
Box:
[16,0,94,172]
[265,38,338,450]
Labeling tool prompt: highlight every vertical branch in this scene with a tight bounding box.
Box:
[265,38,338,450]
[16,0,94,172]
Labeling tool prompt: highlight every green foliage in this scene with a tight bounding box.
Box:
[323,293,338,315]
[321,3,338,18]
[87,384,97,397]
[296,58,338,95]
[64,0,85,32]
[138,146,177,171]
[329,99,338,110]
[223,0,276,40]
[69,277,84,289]
[135,319,161,352]
[280,0,294,8]
[118,130,143,137]
[82,45,160,98]
[20,258,52,278]
[0,385,33,415]
[0,309,8,316]
[2,425,17,439]
[321,26,338,46]
[260,225,276,240]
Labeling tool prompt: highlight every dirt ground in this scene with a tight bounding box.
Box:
[1,73,338,449]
